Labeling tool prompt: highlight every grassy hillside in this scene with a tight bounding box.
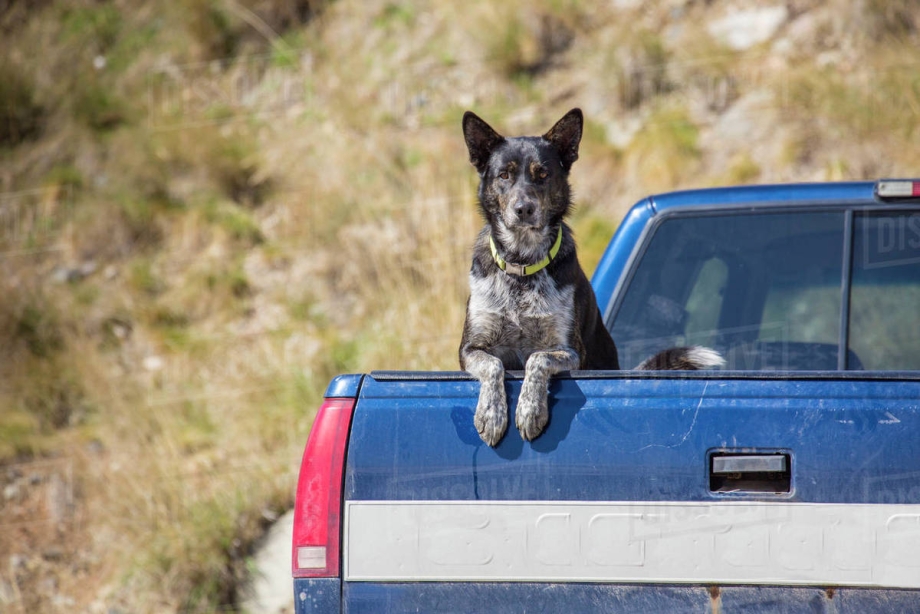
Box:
[0,0,918,611]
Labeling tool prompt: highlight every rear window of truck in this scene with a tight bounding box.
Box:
[609,209,920,371]
[850,212,920,369]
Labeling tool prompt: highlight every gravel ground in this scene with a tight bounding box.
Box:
[240,510,295,614]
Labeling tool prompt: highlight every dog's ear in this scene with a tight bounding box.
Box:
[462,111,505,175]
[543,108,583,171]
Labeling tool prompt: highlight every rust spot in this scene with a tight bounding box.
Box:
[709,586,722,614]
[826,587,836,599]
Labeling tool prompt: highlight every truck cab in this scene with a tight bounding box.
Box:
[595,181,920,372]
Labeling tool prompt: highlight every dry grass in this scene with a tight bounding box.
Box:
[0,0,919,611]
[623,103,702,191]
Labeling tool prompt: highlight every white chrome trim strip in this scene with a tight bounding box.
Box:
[344,500,920,587]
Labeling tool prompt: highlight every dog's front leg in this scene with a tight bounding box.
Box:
[462,349,509,446]
[517,348,580,441]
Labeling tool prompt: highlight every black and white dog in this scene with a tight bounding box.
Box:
[459,108,723,446]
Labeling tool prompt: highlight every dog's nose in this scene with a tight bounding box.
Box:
[514,201,536,221]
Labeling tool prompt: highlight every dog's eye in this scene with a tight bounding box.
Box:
[537,169,548,180]
[499,171,510,180]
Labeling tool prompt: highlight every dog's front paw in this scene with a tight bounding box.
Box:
[474,383,508,447]
[515,381,549,441]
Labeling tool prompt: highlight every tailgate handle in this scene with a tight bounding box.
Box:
[712,454,787,474]
[709,453,791,494]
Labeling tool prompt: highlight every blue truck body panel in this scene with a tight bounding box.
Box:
[292,580,920,614]
[330,373,920,611]
[648,181,875,211]
[325,374,364,398]
[590,197,654,316]
[293,578,342,613]
[337,583,920,614]
[346,373,920,504]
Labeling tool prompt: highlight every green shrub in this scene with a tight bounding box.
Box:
[484,7,574,78]
[625,104,701,189]
[15,303,64,358]
[571,212,617,276]
[183,0,243,59]
[725,153,761,184]
[213,138,273,208]
[0,63,44,147]
[22,366,87,430]
[61,4,123,50]
[74,82,127,132]
[129,259,165,296]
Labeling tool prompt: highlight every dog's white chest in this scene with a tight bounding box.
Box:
[468,273,575,347]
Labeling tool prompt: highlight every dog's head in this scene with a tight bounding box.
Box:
[462,109,583,257]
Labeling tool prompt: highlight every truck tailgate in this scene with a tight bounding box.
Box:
[340,371,920,612]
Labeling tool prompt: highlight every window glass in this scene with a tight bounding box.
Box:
[610,211,845,370]
[760,286,840,344]
[849,212,920,370]
[683,257,728,348]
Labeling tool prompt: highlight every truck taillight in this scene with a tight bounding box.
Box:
[292,397,356,578]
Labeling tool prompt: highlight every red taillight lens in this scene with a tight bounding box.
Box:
[292,397,356,578]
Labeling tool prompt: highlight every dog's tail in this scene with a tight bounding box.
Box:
[634,346,725,371]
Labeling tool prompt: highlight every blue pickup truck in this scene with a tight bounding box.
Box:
[291,181,920,613]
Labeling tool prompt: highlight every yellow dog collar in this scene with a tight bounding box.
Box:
[490,227,563,276]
